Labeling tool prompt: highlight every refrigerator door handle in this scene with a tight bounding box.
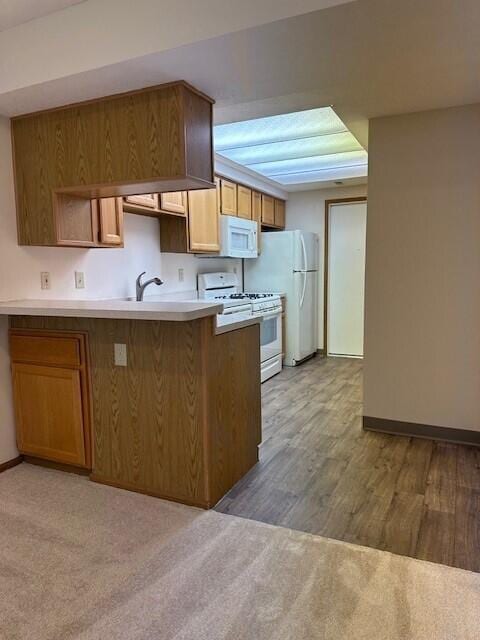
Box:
[300,233,308,272]
[300,271,307,308]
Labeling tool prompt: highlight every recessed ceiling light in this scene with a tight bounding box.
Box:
[214,107,368,188]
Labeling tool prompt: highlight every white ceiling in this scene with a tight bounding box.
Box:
[0,0,478,190]
[0,0,84,31]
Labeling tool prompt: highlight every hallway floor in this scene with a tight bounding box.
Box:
[215,356,480,572]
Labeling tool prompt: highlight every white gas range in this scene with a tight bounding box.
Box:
[198,273,283,382]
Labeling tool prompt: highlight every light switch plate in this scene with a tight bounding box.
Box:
[75,271,85,289]
[114,343,127,367]
[40,272,51,290]
[178,268,184,282]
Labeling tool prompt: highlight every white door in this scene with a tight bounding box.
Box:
[327,201,367,357]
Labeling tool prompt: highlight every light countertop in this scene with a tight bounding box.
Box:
[0,299,224,322]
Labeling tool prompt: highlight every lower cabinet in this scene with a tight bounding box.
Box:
[9,330,92,469]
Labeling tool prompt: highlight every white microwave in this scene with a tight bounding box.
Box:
[218,215,258,259]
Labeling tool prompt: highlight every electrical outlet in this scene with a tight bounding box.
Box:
[75,271,85,289]
[114,343,127,367]
[40,272,51,290]
[178,268,184,282]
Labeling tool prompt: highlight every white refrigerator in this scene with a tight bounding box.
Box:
[244,230,319,366]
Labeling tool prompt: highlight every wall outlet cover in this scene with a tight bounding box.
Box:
[40,272,51,290]
[114,343,127,367]
[75,271,85,289]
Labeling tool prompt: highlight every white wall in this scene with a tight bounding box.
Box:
[365,104,480,432]
[0,115,238,463]
[286,185,367,349]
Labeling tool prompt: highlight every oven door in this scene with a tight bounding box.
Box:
[258,309,282,363]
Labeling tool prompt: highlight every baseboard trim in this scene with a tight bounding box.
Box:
[23,456,90,476]
[316,349,326,356]
[0,455,23,473]
[363,416,480,447]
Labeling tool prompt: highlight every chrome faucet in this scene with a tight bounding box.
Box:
[136,272,163,301]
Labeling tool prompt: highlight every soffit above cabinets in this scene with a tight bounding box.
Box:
[214,107,367,190]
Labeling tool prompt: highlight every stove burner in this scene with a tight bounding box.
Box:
[215,292,276,300]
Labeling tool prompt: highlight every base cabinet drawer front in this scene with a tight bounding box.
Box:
[12,363,87,467]
[10,333,82,368]
[261,194,275,225]
[160,191,188,215]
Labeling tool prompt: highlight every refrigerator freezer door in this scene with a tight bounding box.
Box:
[284,271,318,365]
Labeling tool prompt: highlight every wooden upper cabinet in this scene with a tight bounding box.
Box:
[10,330,91,469]
[261,194,275,226]
[160,191,188,216]
[187,189,220,252]
[125,194,159,210]
[252,191,262,225]
[274,199,286,229]
[237,186,252,219]
[55,194,97,247]
[12,81,214,247]
[97,198,124,246]
[219,178,237,215]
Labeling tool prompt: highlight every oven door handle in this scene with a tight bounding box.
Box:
[254,309,282,320]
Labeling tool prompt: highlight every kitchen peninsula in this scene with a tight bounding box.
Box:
[0,300,261,508]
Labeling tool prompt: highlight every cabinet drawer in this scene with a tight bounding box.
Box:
[10,332,82,368]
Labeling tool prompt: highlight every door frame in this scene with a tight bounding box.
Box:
[324,197,367,356]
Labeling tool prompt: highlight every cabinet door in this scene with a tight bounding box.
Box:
[237,186,252,219]
[220,179,237,215]
[262,194,275,225]
[55,194,96,247]
[125,194,159,209]
[188,189,220,252]
[274,199,286,229]
[12,363,86,467]
[160,191,188,215]
[252,191,262,253]
[97,197,124,246]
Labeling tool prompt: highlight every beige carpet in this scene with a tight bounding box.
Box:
[1,465,479,640]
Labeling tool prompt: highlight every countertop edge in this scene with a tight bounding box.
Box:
[0,301,224,322]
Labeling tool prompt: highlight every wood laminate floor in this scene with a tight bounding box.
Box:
[215,356,480,572]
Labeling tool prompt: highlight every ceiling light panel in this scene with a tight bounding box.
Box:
[214,107,367,188]
[250,150,368,177]
[274,164,368,185]
[220,131,362,166]
[214,107,346,150]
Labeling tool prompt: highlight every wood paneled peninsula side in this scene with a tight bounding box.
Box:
[0,300,261,508]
